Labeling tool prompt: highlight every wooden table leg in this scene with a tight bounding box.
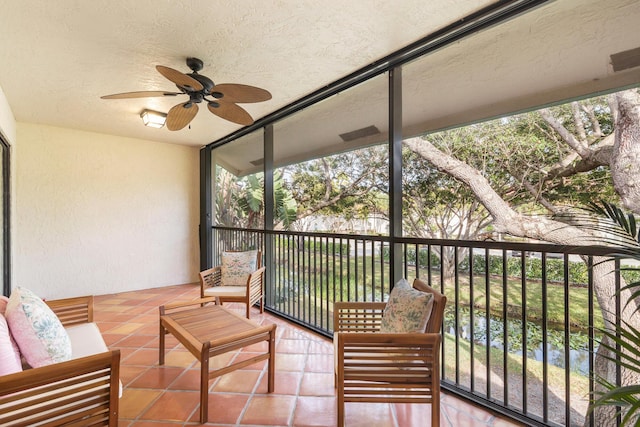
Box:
[268,327,276,393]
[200,346,209,423]
[159,319,165,366]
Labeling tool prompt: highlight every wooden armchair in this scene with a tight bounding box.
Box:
[199,250,265,319]
[333,278,446,427]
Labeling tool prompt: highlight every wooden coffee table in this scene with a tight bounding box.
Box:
[159,299,276,423]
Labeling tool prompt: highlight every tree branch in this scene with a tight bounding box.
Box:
[539,108,591,157]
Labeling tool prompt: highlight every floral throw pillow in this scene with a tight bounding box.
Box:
[221,250,258,287]
[380,278,434,333]
[5,287,72,368]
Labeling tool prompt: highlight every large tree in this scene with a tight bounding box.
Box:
[284,146,388,231]
[404,88,640,426]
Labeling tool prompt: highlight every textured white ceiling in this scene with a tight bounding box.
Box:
[0,0,492,147]
[0,0,639,172]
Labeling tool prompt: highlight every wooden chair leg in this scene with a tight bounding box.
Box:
[432,391,440,426]
[337,389,345,427]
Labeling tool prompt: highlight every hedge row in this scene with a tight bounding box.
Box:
[384,247,640,286]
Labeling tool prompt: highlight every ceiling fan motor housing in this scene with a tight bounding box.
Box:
[187,72,214,93]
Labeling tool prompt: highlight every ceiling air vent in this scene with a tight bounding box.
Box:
[250,158,264,167]
[339,125,380,142]
[611,47,640,72]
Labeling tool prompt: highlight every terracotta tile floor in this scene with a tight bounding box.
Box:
[93,284,523,426]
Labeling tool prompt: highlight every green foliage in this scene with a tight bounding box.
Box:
[216,166,298,230]
[381,246,441,269]
[582,201,640,425]
[283,145,388,224]
[459,254,590,285]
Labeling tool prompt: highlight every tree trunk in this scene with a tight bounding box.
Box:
[611,89,640,215]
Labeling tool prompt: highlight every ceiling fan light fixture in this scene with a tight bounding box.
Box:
[140,109,167,128]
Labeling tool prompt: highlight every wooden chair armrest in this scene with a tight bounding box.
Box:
[0,350,121,426]
[210,266,223,284]
[336,332,441,374]
[159,297,218,315]
[46,295,93,326]
[247,266,266,289]
[333,301,387,333]
[199,266,223,298]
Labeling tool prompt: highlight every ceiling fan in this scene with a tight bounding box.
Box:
[101,57,271,131]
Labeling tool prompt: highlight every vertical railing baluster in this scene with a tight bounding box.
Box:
[370,239,375,301]
[454,246,460,385]
[347,238,352,301]
[332,236,337,310]
[379,240,384,300]
[307,235,312,325]
[541,253,548,423]
[440,244,446,380]
[521,252,528,415]
[313,235,318,327]
[322,236,328,330]
[353,239,360,301]
[502,248,509,407]
[470,247,475,392]
[339,237,344,302]
[563,253,571,427]
[362,239,367,302]
[296,233,302,319]
[276,233,281,310]
[485,247,491,398]
[615,258,622,427]
[587,255,594,427]
[427,244,432,286]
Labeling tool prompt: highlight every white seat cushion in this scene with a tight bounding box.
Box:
[203,285,246,297]
[65,323,108,360]
[64,322,122,397]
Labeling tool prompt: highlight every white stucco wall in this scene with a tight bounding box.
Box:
[14,123,200,299]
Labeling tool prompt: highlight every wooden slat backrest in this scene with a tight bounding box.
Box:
[46,295,93,326]
[333,302,386,333]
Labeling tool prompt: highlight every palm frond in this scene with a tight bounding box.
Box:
[595,320,640,374]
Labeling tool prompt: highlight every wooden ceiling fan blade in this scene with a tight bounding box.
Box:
[208,101,254,126]
[211,84,272,103]
[156,65,204,91]
[166,102,199,131]
[101,91,181,99]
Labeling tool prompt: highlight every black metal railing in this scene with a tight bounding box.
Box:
[212,226,626,427]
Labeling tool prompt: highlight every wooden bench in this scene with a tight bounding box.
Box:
[0,296,120,426]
